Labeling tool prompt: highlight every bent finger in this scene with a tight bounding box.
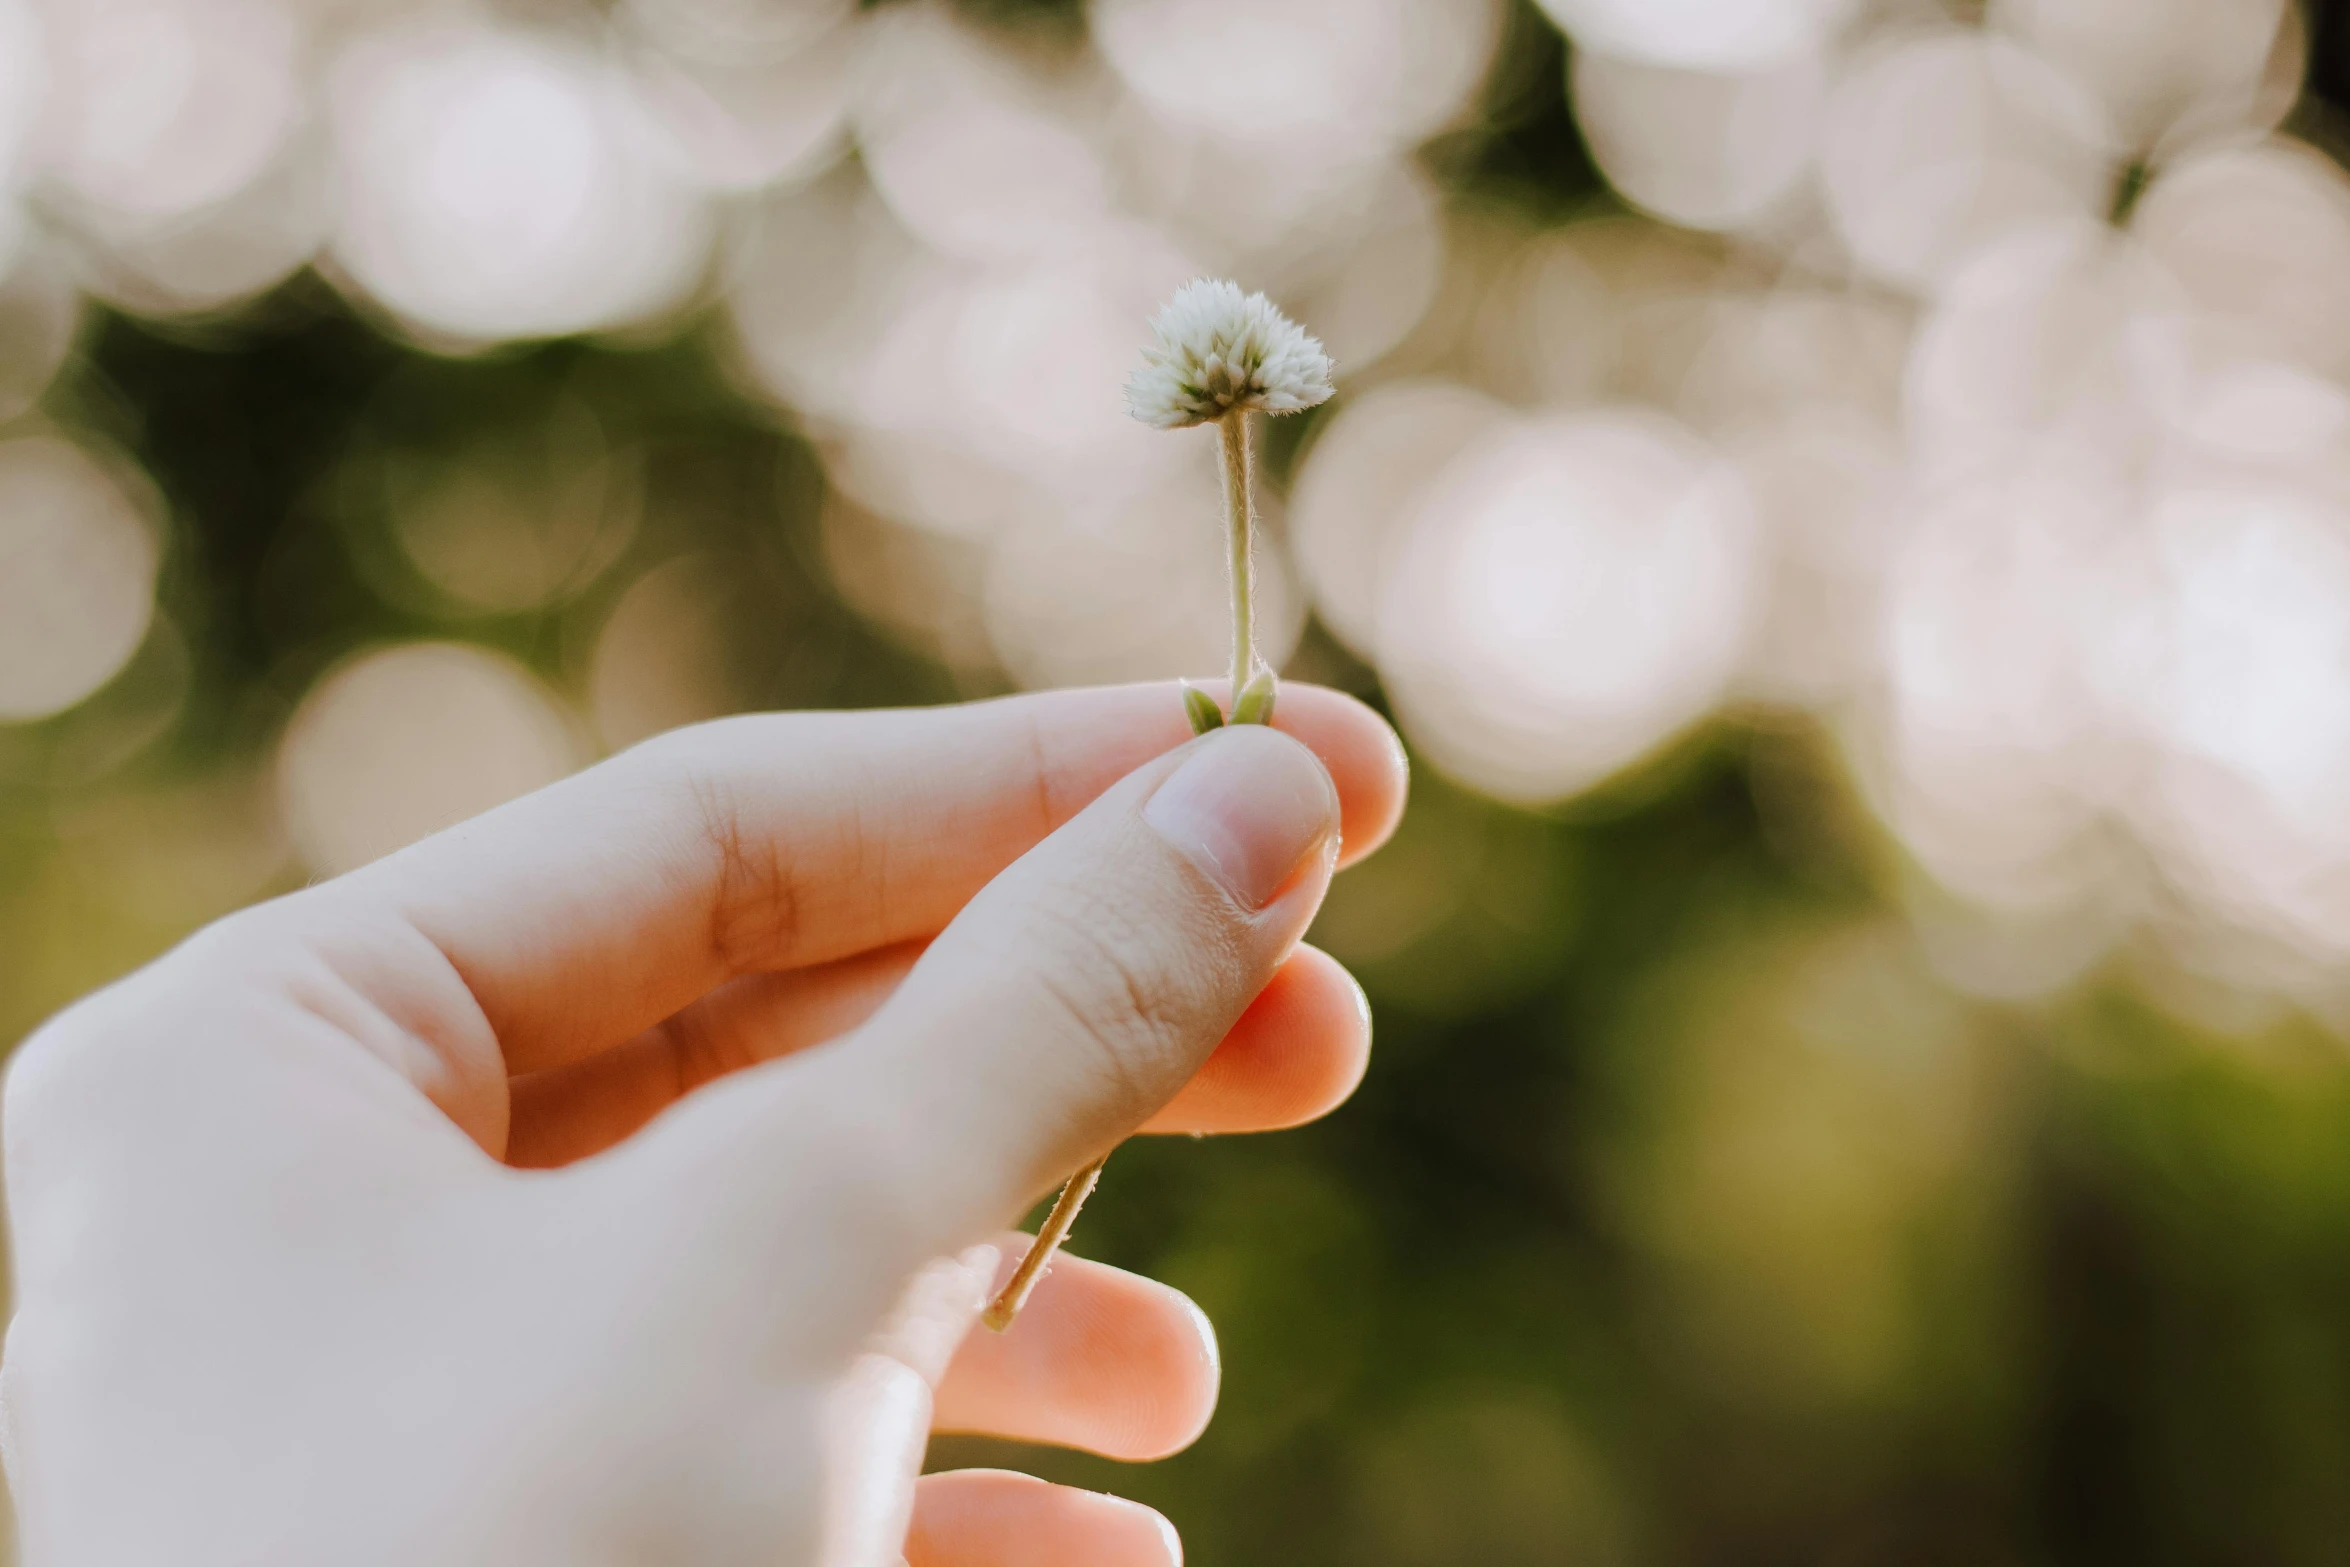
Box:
[506,941,1367,1166]
[503,943,922,1168]
[333,681,1405,1077]
[627,723,1341,1319]
[907,1471,1180,1567]
[1141,943,1369,1136]
[933,1240,1218,1460]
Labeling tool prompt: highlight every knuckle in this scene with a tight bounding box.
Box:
[669,751,803,978]
[167,897,303,977]
[10,900,285,1106]
[5,1014,84,1133]
[3,969,179,1145]
[1022,890,1214,1118]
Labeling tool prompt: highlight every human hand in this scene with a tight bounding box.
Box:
[1,682,1406,1566]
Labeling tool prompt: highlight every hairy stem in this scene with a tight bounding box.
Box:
[1219,409,1256,696]
[992,414,1262,1332]
[982,1153,1109,1332]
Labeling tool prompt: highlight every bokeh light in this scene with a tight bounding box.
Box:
[627,19,858,196]
[378,400,639,615]
[0,243,81,420]
[1990,0,2299,159]
[2132,138,2350,383]
[1532,0,1859,73]
[1901,215,2182,482]
[1820,25,2114,293]
[857,6,1112,267]
[1290,378,1508,659]
[36,0,301,223]
[589,554,757,750]
[276,642,582,877]
[1570,45,1826,232]
[983,461,1304,690]
[326,20,712,342]
[2133,475,2350,962]
[623,0,854,66]
[19,0,2350,1559]
[0,0,45,266]
[0,435,160,721]
[1093,0,1499,154]
[1378,411,1759,802]
[1871,461,2138,920]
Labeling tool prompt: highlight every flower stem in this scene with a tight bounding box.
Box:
[1219,409,1256,696]
[981,1152,1108,1332]
[992,415,1262,1334]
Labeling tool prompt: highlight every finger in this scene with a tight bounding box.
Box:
[820,1245,1002,1567]
[503,943,922,1168]
[933,1240,1217,1459]
[1142,943,1368,1136]
[819,1240,1208,1560]
[329,681,1405,1076]
[628,723,1343,1318]
[907,1471,1180,1567]
[505,941,1366,1166]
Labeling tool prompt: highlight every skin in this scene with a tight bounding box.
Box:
[0,681,1407,1566]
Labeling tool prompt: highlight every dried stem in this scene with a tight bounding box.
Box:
[1219,408,1256,695]
[981,1153,1108,1332]
[986,410,1264,1333]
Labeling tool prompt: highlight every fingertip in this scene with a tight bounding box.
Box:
[1141,944,1371,1135]
[1317,951,1374,1109]
[940,1248,1220,1460]
[1157,1291,1221,1458]
[1140,725,1341,914]
[1103,1282,1219,1459]
[1265,684,1408,868]
[1025,678,1402,868]
[910,1471,1182,1567]
[1144,1497,1187,1567]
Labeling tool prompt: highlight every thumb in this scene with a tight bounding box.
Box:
[631,722,1341,1316]
[864,719,1343,1215]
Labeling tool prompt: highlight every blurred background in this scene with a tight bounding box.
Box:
[6,0,2350,1559]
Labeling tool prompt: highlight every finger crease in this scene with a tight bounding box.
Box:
[691,768,803,978]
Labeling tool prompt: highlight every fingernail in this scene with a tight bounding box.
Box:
[1142,725,1337,910]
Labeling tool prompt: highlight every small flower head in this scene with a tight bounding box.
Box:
[1126,279,1335,430]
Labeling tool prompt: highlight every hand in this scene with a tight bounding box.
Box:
[1,683,1406,1567]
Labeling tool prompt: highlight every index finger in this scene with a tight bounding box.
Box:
[323,682,1406,1075]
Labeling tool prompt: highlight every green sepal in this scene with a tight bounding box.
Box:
[1230,669,1277,726]
[1182,684,1226,735]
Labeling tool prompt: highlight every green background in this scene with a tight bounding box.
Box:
[10,5,2350,1562]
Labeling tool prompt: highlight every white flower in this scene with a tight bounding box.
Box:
[1126,279,1335,429]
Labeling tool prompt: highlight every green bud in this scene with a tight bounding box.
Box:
[1182,683,1226,735]
[1230,669,1277,726]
